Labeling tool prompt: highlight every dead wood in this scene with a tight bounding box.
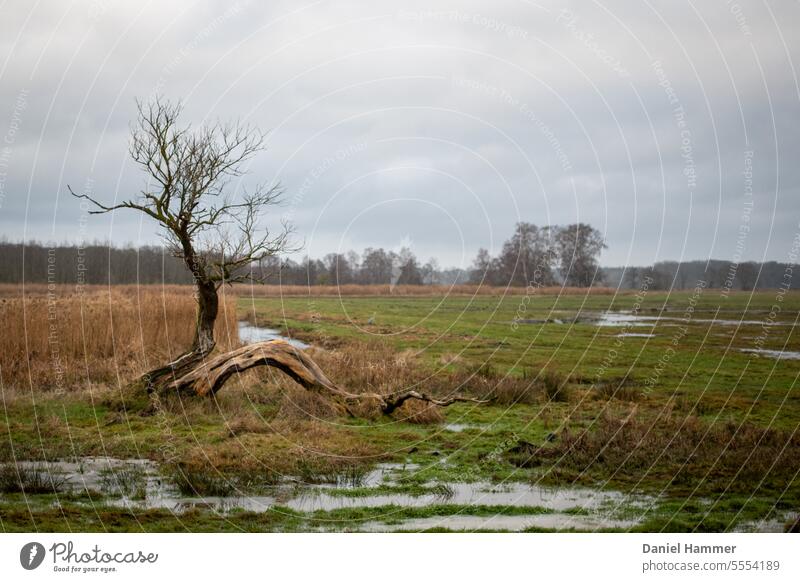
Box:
[162,340,490,415]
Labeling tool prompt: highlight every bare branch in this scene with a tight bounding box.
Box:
[69,97,291,282]
[68,185,164,223]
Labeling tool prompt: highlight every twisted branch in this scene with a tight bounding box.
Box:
[164,340,490,415]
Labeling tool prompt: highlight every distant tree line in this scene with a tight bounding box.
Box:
[604,260,797,291]
[0,240,440,286]
[254,247,440,286]
[1,230,795,290]
[468,222,606,287]
[0,240,194,285]
[0,224,606,288]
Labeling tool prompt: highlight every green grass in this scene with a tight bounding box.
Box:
[243,291,800,428]
[1,290,798,532]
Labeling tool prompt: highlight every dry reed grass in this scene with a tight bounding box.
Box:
[0,282,556,420]
[0,285,238,390]
[233,283,618,297]
[221,340,549,424]
[0,282,618,299]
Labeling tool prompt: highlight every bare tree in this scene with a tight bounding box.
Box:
[469,248,496,285]
[71,98,292,389]
[554,223,606,287]
[71,98,487,415]
[497,223,558,286]
[421,257,440,285]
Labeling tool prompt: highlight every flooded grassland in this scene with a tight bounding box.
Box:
[1,291,799,532]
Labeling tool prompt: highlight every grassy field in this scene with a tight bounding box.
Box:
[243,290,800,427]
[1,286,798,532]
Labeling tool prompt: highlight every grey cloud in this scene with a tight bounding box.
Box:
[1,0,798,267]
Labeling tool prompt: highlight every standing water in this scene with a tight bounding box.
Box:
[237,321,310,349]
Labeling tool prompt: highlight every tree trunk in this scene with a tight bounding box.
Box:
[139,276,219,391]
[192,279,218,355]
[167,340,341,397]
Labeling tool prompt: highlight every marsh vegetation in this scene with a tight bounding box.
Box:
[0,284,798,532]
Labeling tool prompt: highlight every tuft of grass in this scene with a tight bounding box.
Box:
[225,413,274,437]
[392,400,444,424]
[540,368,570,402]
[169,464,238,497]
[294,458,371,487]
[0,463,68,494]
[99,466,147,499]
[493,373,540,405]
[429,482,456,499]
[275,386,340,421]
[593,376,640,402]
[466,361,499,380]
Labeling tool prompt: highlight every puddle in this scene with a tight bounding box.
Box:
[2,458,647,531]
[277,481,639,514]
[360,513,638,532]
[616,333,656,338]
[515,311,797,329]
[593,312,659,327]
[5,457,164,499]
[238,321,310,349]
[443,423,481,432]
[605,313,798,327]
[464,482,638,511]
[739,348,800,360]
[513,312,657,327]
[102,479,639,516]
[692,318,793,326]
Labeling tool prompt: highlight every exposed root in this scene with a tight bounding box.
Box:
[160,340,491,415]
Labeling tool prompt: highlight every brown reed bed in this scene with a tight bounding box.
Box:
[233,283,619,297]
[0,282,580,405]
[0,285,238,391]
[226,340,550,425]
[0,282,618,299]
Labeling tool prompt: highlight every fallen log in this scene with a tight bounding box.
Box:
[163,340,490,415]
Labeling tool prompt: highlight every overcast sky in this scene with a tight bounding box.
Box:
[1,0,799,267]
